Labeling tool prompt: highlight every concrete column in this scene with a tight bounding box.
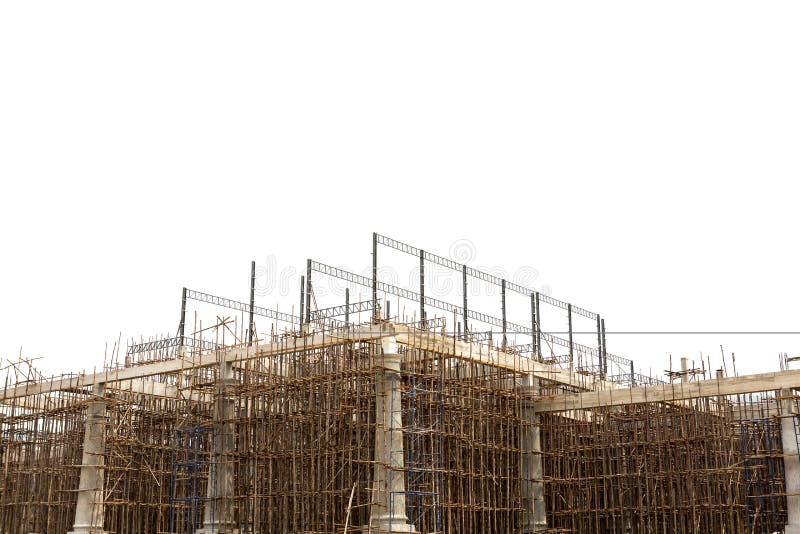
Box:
[780,389,800,534]
[68,382,108,534]
[680,357,689,382]
[519,375,547,532]
[368,337,417,533]
[197,361,237,534]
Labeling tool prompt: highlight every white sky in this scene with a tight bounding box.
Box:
[1,2,798,380]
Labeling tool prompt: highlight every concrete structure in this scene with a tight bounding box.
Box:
[2,234,798,533]
[32,328,797,534]
[196,360,237,534]
[368,338,417,533]
[68,382,108,534]
[518,376,546,533]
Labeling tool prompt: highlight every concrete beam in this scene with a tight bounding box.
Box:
[68,382,108,534]
[107,378,206,401]
[368,337,417,533]
[394,326,613,391]
[0,324,606,404]
[0,329,391,401]
[535,369,800,413]
[0,379,207,418]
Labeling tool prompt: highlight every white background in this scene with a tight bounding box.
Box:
[1,1,798,379]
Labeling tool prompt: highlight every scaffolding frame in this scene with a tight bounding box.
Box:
[1,233,799,534]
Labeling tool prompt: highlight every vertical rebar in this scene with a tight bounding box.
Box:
[179,287,187,343]
[372,232,378,323]
[567,304,574,371]
[299,276,305,328]
[419,249,425,325]
[248,261,256,345]
[596,315,603,379]
[345,287,350,326]
[501,279,507,347]
[535,292,541,361]
[531,293,538,359]
[462,264,468,338]
[601,318,607,377]
[305,260,312,325]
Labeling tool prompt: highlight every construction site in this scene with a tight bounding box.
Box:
[0,233,798,534]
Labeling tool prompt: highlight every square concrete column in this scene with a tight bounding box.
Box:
[368,337,417,533]
[780,389,800,534]
[518,375,547,533]
[197,360,238,534]
[68,382,109,534]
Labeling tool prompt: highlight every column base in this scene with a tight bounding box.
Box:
[195,526,238,534]
[520,520,549,533]
[364,516,418,533]
[67,530,110,534]
[520,524,549,533]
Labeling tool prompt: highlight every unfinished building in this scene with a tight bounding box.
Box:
[0,233,798,533]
